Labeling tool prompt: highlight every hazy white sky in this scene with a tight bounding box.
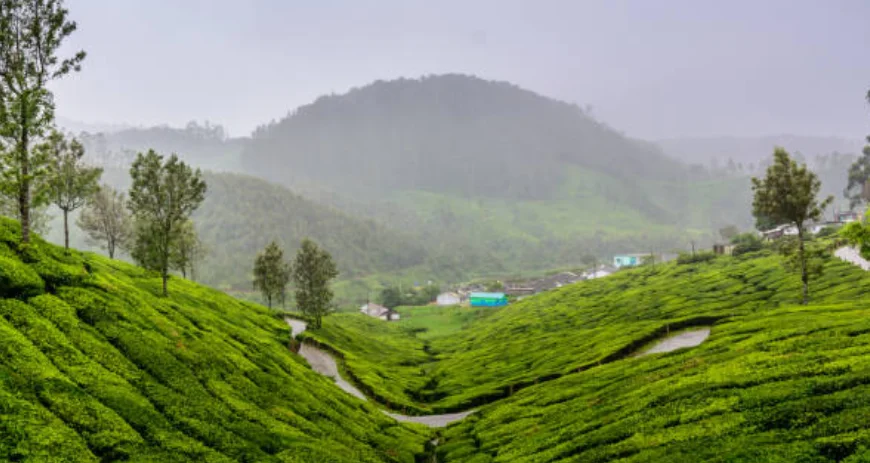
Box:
[52,0,870,139]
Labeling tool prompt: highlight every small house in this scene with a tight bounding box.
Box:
[837,211,860,223]
[469,292,508,307]
[436,292,461,306]
[613,254,649,268]
[360,302,400,321]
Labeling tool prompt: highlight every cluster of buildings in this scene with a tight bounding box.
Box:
[359,252,679,321]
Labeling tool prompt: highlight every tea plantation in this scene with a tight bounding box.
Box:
[0,218,428,462]
[304,249,870,413]
[438,303,870,462]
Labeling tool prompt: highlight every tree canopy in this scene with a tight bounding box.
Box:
[128,150,206,296]
[292,239,338,329]
[0,0,85,243]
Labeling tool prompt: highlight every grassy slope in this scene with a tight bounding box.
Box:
[395,305,496,340]
[439,303,870,462]
[304,249,870,414]
[0,218,428,462]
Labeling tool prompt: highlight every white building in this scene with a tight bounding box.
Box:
[436,292,461,306]
[360,302,400,321]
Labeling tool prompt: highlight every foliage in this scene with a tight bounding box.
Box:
[0,216,429,462]
[76,184,132,259]
[0,0,85,243]
[731,232,764,256]
[252,240,291,309]
[128,150,206,296]
[306,250,870,413]
[752,147,833,304]
[292,239,338,329]
[45,130,102,250]
[841,211,870,259]
[379,284,439,309]
[190,172,428,290]
[170,219,206,281]
[439,303,870,462]
[676,251,717,265]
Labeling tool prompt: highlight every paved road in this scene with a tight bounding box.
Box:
[285,317,474,428]
[638,327,711,356]
[835,246,870,271]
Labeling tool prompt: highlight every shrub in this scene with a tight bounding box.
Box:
[676,251,717,265]
[0,255,45,298]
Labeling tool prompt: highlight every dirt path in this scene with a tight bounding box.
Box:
[285,317,710,427]
[285,318,474,428]
[637,328,711,356]
[835,246,870,271]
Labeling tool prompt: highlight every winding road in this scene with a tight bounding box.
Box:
[285,318,711,428]
[835,246,870,271]
[286,318,475,428]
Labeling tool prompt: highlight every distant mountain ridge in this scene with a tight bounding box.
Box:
[657,134,864,167]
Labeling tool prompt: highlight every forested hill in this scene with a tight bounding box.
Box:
[241,74,687,204]
[193,172,428,289]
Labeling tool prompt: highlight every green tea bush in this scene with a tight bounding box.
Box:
[676,251,718,264]
[0,254,44,298]
[0,220,430,462]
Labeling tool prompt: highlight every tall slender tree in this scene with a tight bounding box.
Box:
[77,184,131,259]
[752,147,833,304]
[0,0,85,243]
[292,239,338,329]
[45,130,101,250]
[128,150,206,296]
[253,240,291,309]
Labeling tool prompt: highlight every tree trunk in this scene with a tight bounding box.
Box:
[108,238,115,259]
[162,273,168,297]
[63,209,70,250]
[267,294,272,309]
[798,227,808,305]
[19,105,30,243]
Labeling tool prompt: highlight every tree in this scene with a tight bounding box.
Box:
[844,89,870,209]
[0,0,85,243]
[379,286,402,309]
[291,239,338,329]
[841,210,870,259]
[45,130,101,250]
[171,219,207,281]
[128,150,206,296]
[718,225,739,242]
[752,147,833,304]
[77,184,132,259]
[252,240,291,309]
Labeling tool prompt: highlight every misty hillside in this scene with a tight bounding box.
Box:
[193,172,428,289]
[78,122,245,172]
[242,74,686,205]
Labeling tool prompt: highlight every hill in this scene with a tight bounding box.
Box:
[302,248,870,413]
[439,302,870,462]
[239,74,763,276]
[242,74,685,205]
[78,121,246,172]
[0,217,429,462]
[193,172,429,290]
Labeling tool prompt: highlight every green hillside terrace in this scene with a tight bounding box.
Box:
[0,217,429,462]
[302,247,870,413]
